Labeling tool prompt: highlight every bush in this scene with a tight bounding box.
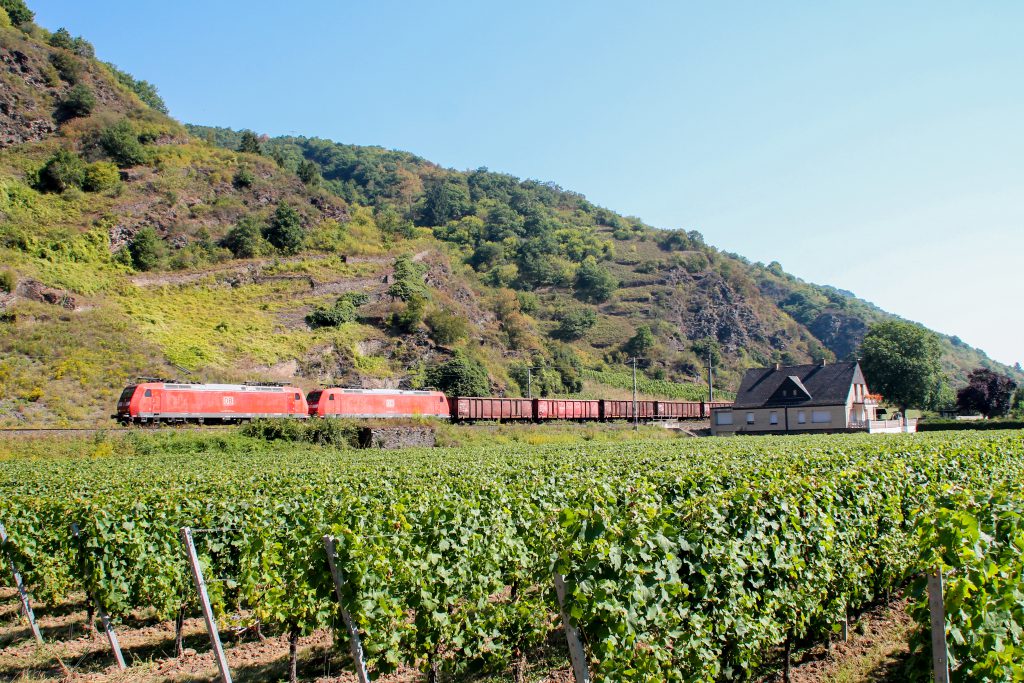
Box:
[263,202,304,254]
[58,83,96,119]
[99,120,148,166]
[424,351,490,396]
[49,51,79,83]
[37,149,86,192]
[103,62,168,113]
[391,294,426,332]
[241,418,358,447]
[554,307,597,340]
[297,159,320,185]
[127,227,163,271]
[233,167,255,188]
[222,218,266,259]
[0,7,10,28]
[82,161,120,192]
[425,308,469,346]
[307,298,357,329]
[0,270,15,293]
[387,255,427,301]
[574,257,618,303]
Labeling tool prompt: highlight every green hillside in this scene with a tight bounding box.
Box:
[0,2,1018,426]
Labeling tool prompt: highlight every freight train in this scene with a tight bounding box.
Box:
[115,381,730,425]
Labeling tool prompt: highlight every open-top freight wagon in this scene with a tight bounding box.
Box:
[116,381,308,424]
[450,397,729,422]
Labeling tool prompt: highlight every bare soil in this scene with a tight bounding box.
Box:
[1,587,914,683]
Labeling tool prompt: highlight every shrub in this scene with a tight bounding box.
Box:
[222,217,266,258]
[424,351,490,396]
[307,298,357,329]
[0,270,15,293]
[387,255,427,301]
[263,202,304,254]
[391,294,426,332]
[554,307,597,340]
[574,257,618,303]
[49,51,79,83]
[82,161,121,192]
[425,308,469,346]
[127,227,163,271]
[99,120,148,166]
[0,7,10,28]
[103,62,168,113]
[233,167,255,188]
[37,149,85,192]
[296,159,320,186]
[58,83,96,119]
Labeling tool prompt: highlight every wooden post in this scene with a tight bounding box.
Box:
[322,536,371,683]
[0,523,43,645]
[180,527,233,683]
[928,569,950,683]
[842,609,849,643]
[71,524,126,670]
[553,572,592,683]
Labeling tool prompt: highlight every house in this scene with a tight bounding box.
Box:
[710,360,897,435]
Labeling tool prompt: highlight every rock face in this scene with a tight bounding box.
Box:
[358,426,436,449]
[681,275,766,352]
[14,279,77,309]
[809,312,868,360]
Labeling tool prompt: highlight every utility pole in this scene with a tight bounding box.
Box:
[527,367,532,399]
[632,357,638,432]
[707,351,714,402]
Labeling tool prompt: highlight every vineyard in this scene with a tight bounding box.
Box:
[1,430,1023,681]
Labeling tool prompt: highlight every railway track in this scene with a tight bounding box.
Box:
[0,425,237,437]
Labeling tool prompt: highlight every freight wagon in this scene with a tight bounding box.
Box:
[600,399,658,420]
[454,397,533,422]
[116,382,308,424]
[309,388,451,419]
[535,399,601,421]
[654,400,703,419]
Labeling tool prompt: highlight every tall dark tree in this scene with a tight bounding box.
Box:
[238,130,262,155]
[418,178,471,226]
[956,368,1018,418]
[859,320,943,413]
[424,352,489,397]
[263,203,304,254]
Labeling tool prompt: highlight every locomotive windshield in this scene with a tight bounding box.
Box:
[118,386,137,403]
[307,390,322,404]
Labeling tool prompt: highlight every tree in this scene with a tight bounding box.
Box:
[238,130,262,155]
[418,178,471,226]
[574,257,618,303]
[425,308,469,346]
[127,227,163,271]
[264,203,304,254]
[424,352,489,397]
[0,0,33,25]
[296,159,321,186]
[859,320,943,413]
[956,368,1018,418]
[387,255,427,301]
[58,83,96,119]
[554,307,597,341]
[624,325,656,358]
[690,337,722,367]
[99,119,147,166]
[37,149,85,192]
[49,27,75,50]
[222,217,266,258]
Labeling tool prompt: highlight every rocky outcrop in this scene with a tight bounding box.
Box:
[809,312,868,360]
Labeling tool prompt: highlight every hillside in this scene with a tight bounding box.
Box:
[0,3,1019,426]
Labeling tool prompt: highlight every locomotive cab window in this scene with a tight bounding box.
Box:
[329,394,335,400]
[144,389,152,397]
[294,393,301,401]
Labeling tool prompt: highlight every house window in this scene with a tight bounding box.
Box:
[716,411,734,425]
[769,412,778,425]
[812,411,831,423]
[746,412,755,424]
[797,411,806,424]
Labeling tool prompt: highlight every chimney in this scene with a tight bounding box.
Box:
[774,363,781,371]
[820,358,827,367]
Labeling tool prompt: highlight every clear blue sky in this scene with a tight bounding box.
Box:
[32,1,1024,367]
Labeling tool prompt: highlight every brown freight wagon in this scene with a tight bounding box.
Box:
[655,401,703,419]
[535,399,601,421]
[455,397,533,422]
[600,399,657,420]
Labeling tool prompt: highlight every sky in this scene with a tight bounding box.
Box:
[31,1,1024,367]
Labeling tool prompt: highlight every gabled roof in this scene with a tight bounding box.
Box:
[730,362,866,409]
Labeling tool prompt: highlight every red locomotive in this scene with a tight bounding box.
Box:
[116,381,308,424]
[309,388,451,419]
